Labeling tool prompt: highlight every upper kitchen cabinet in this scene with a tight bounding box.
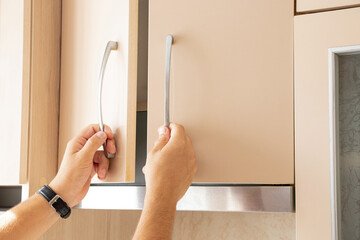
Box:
[58,0,138,182]
[297,0,360,13]
[295,8,360,239]
[0,0,24,185]
[0,0,61,193]
[148,0,294,183]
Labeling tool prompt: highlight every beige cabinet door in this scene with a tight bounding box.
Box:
[0,0,24,185]
[297,0,360,13]
[59,0,138,182]
[148,0,294,184]
[295,7,360,239]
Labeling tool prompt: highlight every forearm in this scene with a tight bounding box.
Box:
[133,197,177,240]
[0,193,59,240]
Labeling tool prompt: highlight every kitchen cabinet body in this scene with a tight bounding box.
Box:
[295,7,360,239]
[297,0,360,13]
[0,0,24,185]
[1,0,296,238]
[0,0,59,188]
[148,0,294,183]
[58,0,138,182]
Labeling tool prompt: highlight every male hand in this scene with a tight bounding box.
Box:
[143,123,198,206]
[49,124,116,207]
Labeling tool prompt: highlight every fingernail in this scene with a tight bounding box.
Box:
[100,168,107,179]
[158,127,166,136]
[108,141,116,153]
[96,131,107,140]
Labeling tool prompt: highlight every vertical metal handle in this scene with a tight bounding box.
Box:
[98,41,118,159]
[164,35,173,127]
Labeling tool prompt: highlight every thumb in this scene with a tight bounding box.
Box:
[79,131,107,159]
[152,126,170,152]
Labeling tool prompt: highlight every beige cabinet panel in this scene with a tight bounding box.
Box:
[0,0,24,185]
[148,0,294,183]
[297,0,360,13]
[295,7,360,239]
[59,0,138,182]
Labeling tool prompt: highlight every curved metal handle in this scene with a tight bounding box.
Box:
[164,35,173,127]
[98,41,118,159]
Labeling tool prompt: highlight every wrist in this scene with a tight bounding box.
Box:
[144,191,178,211]
[34,193,61,218]
[143,199,177,215]
[37,185,72,219]
[49,179,74,208]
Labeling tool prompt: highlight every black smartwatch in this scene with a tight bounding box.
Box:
[37,185,71,219]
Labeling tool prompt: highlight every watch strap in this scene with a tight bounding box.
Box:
[38,185,71,219]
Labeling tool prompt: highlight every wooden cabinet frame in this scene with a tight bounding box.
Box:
[20,0,61,195]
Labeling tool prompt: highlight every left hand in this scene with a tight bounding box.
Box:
[143,123,197,207]
[49,124,116,207]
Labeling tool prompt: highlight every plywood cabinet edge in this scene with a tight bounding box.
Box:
[23,0,62,195]
[19,0,32,184]
[125,0,139,182]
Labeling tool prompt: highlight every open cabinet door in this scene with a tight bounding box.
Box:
[58,0,138,182]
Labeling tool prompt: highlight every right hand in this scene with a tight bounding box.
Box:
[142,123,198,206]
[49,124,116,207]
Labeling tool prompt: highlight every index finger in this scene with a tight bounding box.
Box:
[168,123,187,142]
[76,124,114,141]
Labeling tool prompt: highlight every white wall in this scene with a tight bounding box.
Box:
[0,0,24,184]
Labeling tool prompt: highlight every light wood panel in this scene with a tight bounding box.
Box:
[40,210,142,240]
[0,0,24,184]
[148,0,294,183]
[41,210,294,240]
[26,0,62,195]
[295,7,360,239]
[58,0,138,182]
[297,0,360,13]
[0,0,60,188]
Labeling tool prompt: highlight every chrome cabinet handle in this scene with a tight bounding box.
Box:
[98,41,118,159]
[164,35,173,127]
